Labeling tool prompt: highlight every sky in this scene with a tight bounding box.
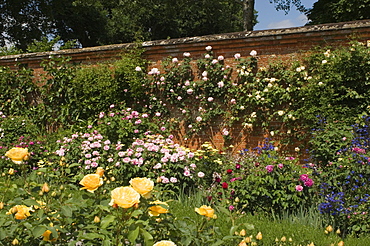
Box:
[254,0,317,30]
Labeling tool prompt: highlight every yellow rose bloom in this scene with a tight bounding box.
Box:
[256,232,263,240]
[153,240,177,246]
[109,186,141,208]
[6,205,32,220]
[79,174,103,193]
[149,200,169,216]
[195,205,215,218]
[95,167,104,177]
[5,147,30,164]
[129,177,154,197]
[42,230,57,242]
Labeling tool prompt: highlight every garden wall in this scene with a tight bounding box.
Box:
[1,19,370,153]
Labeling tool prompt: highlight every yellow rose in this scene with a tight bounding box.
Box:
[6,205,32,220]
[256,232,263,240]
[5,147,30,164]
[95,167,104,177]
[326,225,333,232]
[149,200,169,216]
[79,174,103,193]
[42,230,57,242]
[238,241,247,246]
[195,205,215,218]
[129,177,154,197]
[42,183,50,193]
[109,186,140,208]
[153,240,177,246]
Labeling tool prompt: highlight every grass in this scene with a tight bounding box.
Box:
[169,190,370,246]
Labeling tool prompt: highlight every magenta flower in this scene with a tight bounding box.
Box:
[353,147,366,154]
[304,178,314,187]
[299,174,309,181]
[277,163,284,169]
[265,165,274,173]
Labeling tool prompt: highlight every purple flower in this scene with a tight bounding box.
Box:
[229,205,235,211]
[277,163,284,169]
[265,165,274,173]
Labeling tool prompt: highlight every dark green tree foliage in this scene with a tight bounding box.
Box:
[0,0,244,50]
[0,0,52,50]
[306,0,370,25]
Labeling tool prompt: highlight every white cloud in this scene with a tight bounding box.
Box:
[296,14,308,26]
[267,19,295,29]
[267,14,308,29]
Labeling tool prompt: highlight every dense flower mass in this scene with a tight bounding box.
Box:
[1,43,370,244]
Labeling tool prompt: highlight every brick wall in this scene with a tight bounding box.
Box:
[1,19,370,155]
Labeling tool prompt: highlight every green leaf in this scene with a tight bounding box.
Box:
[0,228,6,240]
[23,199,42,207]
[81,233,104,240]
[140,228,153,246]
[101,215,116,229]
[32,225,47,238]
[128,225,139,244]
[102,239,112,246]
[61,205,73,217]
[229,226,237,236]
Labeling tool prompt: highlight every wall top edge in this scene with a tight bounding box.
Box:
[1,19,370,62]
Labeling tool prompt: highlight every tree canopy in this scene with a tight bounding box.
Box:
[0,0,308,52]
[306,0,370,25]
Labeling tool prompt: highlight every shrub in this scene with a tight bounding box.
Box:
[210,140,316,216]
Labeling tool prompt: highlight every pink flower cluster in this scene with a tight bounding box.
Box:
[296,174,314,191]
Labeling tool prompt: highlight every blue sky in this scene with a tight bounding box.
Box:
[254,0,317,30]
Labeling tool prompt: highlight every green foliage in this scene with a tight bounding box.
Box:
[307,0,370,25]
[0,0,245,49]
[307,115,370,236]
[38,56,79,131]
[0,66,38,117]
[309,120,354,164]
[210,142,316,216]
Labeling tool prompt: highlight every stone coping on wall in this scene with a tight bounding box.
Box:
[1,19,370,69]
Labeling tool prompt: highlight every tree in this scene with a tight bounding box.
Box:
[306,0,370,25]
[0,0,52,50]
[0,0,307,51]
